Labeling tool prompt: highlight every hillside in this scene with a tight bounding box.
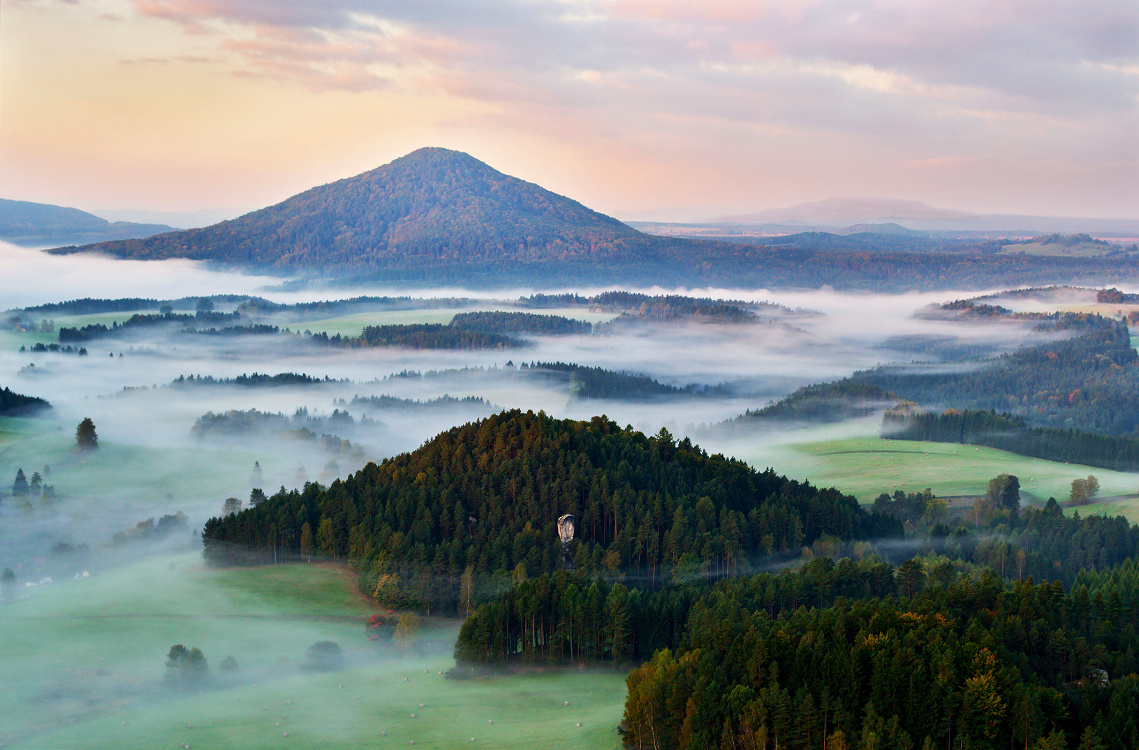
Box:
[202,410,897,612]
[50,148,646,271]
[45,149,1139,291]
[0,198,174,247]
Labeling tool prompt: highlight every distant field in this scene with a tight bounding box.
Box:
[1,559,627,750]
[299,306,617,338]
[998,240,1133,258]
[299,309,472,337]
[732,423,1139,521]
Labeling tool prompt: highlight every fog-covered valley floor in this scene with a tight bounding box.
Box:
[4,242,1138,747]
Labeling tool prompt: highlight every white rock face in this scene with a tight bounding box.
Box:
[557,515,575,545]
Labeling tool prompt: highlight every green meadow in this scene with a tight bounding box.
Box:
[0,560,627,750]
[0,420,281,511]
[298,306,617,338]
[738,424,1139,521]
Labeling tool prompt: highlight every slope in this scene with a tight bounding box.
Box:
[0,198,174,247]
[50,148,645,272]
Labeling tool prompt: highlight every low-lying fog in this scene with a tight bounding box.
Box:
[3,243,1127,747]
[1,244,1089,552]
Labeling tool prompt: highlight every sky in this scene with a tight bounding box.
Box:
[2,0,1137,223]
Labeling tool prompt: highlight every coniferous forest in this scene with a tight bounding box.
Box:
[199,404,1139,748]
[203,410,898,610]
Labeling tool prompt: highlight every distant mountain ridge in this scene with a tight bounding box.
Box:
[41,148,1139,291]
[0,199,175,248]
[716,197,1139,235]
[50,148,642,272]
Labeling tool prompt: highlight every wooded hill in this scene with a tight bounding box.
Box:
[847,315,1139,436]
[46,149,1139,291]
[202,410,900,613]
[50,147,640,271]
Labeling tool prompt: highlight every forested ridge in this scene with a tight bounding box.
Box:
[730,383,897,425]
[457,500,1139,749]
[846,316,1139,435]
[356,323,518,350]
[202,410,898,612]
[170,372,346,388]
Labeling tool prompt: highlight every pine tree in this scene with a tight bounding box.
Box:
[75,417,98,450]
[12,468,28,496]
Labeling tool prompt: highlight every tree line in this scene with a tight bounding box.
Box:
[59,309,237,342]
[882,407,1139,472]
[0,386,50,416]
[448,311,593,336]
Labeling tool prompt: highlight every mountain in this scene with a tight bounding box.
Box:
[43,149,1139,291]
[0,199,175,248]
[49,148,644,272]
[720,197,970,225]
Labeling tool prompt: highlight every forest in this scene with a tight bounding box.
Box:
[447,311,592,336]
[456,486,1139,665]
[617,571,1139,750]
[344,394,495,411]
[170,372,346,388]
[201,410,900,613]
[58,309,238,342]
[452,485,1139,748]
[846,316,1139,435]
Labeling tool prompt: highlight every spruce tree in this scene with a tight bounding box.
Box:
[12,469,28,496]
[75,417,98,451]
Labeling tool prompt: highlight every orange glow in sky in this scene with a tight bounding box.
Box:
[2,0,1136,221]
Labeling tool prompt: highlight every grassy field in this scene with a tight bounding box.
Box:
[0,420,277,510]
[732,422,1139,521]
[298,306,618,338]
[997,239,1134,258]
[0,560,628,750]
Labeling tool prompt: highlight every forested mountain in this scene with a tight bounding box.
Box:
[44,150,1139,291]
[49,148,641,271]
[0,198,174,247]
[202,411,899,612]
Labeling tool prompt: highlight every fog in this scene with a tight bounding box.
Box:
[2,249,1111,747]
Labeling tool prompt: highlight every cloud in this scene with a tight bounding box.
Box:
[110,0,1137,126]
